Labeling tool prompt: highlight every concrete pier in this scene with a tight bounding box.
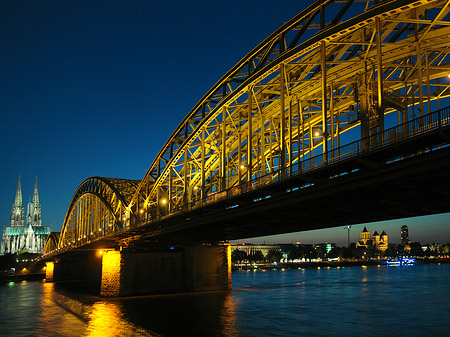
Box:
[46,245,231,297]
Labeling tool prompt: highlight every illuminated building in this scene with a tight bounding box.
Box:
[230,243,280,257]
[1,176,51,254]
[356,227,388,252]
[314,243,336,256]
[401,225,409,245]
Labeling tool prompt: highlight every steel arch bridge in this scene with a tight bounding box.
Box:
[56,177,142,250]
[46,0,450,255]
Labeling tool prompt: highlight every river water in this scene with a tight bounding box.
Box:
[0,263,449,336]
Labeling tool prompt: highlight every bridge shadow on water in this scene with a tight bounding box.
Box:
[38,282,239,336]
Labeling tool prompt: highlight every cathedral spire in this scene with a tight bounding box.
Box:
[32,176,39,205]
[15,175,23,206]
[11,175,25,227]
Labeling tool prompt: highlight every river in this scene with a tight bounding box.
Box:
[0,263,449,336]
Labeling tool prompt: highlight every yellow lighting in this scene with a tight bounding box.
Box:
[314,130,321,137]
[101,250,122,296]
[240,165,245,169]
[161,199,167,205]
[140,209,144,213]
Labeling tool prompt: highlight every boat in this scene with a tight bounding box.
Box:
[386,257,416,266]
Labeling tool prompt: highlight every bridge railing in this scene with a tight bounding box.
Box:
[163,107,450,219]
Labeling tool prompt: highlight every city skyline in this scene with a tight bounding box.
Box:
[1,0,449,246]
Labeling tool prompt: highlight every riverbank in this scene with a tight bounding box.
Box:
[0,272,45,283]
[232,257,450,270]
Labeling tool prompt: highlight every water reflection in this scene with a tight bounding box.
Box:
[85,302,156,337]
[3,265,449,336]
[34,283,238,336]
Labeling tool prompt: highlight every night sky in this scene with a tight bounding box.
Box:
[1,0,449,247]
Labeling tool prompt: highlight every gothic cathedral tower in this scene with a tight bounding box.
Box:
[26,177,42,227]
[10,176,25,227]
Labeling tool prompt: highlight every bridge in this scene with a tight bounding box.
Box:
[42,0,450,297]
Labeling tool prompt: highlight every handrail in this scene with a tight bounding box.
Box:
[169,106,450,215]
[43,106,450,257]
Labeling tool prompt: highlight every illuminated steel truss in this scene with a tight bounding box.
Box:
[52,0,450,253]
[43,232,59,255]
[57,177,141,249]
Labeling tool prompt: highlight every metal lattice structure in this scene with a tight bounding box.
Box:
[48,0,450,255]
[129,0,450,223]
[56,177,141,250]
[43,232,59,255]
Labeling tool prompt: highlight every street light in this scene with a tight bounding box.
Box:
[346,225,351,247]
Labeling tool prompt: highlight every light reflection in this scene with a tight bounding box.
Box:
[218,292,239,336]
[36,282,87,336]
[33,281,237,336]
[84,302,152,337]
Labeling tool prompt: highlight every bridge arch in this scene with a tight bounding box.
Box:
[129,0,450,223]
[57,177,141,249]
[43,232,60,255]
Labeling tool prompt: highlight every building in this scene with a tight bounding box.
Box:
[314,242,336,257]
[1,177,51,254]
[230,243,280,257]
[401,225,409,245]
[356,226,388,252]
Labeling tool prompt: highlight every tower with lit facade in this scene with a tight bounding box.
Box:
[1,176,51,254]
[356,226,371,248]
[356,227,388,252]
[401,225,409,245]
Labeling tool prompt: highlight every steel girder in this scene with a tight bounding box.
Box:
[128,0,450,226]
[45,0,450,255]
[43,232,60,255]
[57,177,141,249]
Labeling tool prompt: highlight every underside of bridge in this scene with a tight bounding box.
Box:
[42,0,450,296]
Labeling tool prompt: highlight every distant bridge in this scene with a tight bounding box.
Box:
[41,0,450,296]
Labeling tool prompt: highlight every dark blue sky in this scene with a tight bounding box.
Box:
[1,0,449,246]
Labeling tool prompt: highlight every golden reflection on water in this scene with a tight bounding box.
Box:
[219,291,239,336]
[35,282,238,336]
[37,282,87,337]
[84,301,158,337]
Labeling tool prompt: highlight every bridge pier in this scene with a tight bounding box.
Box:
[45,251,103,293]
[45,245,231,297]
[100,245,231,297]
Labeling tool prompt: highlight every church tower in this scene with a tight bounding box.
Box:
[360,226,370,245]
[10,176,25,227]
[372,231,380,246]
[26,177,42,227]
[378,231,388,251]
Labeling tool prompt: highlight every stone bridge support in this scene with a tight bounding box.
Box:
[100,245,231,297]
[45,245,232,297]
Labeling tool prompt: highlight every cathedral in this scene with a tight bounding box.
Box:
[1,176,51,254]
[356,226,388,252]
